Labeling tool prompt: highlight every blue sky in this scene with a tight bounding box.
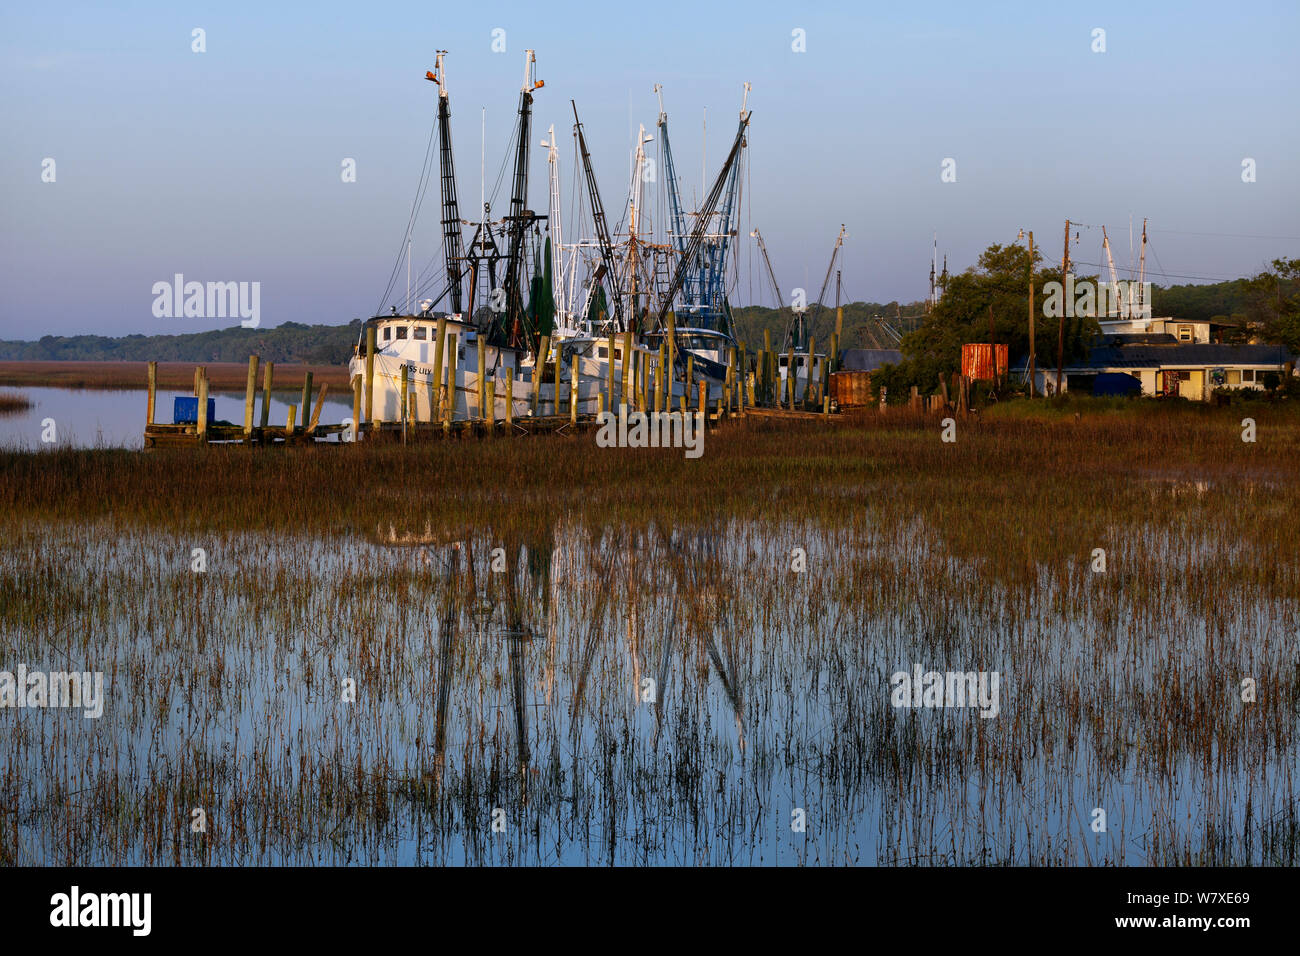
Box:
[2,0,1297,337]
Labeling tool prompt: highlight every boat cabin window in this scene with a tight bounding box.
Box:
[382,326,391,341]
[414,326,427,341]
[396,326,408,340]
[597,346,607,358]
[779,356,788,367]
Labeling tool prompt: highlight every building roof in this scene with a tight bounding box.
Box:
[839,348,903,371]
[1085,343,1294,369]
[1100,333,1179,346]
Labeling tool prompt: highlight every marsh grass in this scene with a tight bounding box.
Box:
[0,392,33,414]
[1,404,1298,864]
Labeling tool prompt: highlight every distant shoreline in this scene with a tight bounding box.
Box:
[0,360,351,392]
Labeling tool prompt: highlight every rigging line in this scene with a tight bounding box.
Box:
[486,111,522,213]
[376,116,440,315]
[1148,228,1300,242]
[377,135,437,314]
[1069,260,1247,282]
[746,132,753,308]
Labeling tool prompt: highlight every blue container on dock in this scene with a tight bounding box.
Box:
[173,396,216,424]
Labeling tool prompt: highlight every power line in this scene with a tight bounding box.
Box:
[1069,260,1250,283]
[1149,229,1300,242]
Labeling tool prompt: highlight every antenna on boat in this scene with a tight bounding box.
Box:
[481,107,486,225]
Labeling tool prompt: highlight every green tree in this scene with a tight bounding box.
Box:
[1246,258,1300,354]
[873,242,1099,400]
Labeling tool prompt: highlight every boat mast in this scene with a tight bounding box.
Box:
[427,51,465,316]
[572,100,627,333]
[653,112,750,335]
[1102,226,1121,318]
[542,124,567,328]
[1137,218,1148,318]
[499,49,544,351]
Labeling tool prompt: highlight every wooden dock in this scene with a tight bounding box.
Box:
[141,354,751,448]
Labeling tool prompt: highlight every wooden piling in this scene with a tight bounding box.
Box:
[636,351,646,413]
[666,313,676,411]
[476,337,487,420]
[763,329,773,405]
[807,337,816,409]
[352,376,361,442]
[624,330,634,408]
[285,404,296,438]
[432,317,447,419]
[607,335,616,411]
[505,367,515,427]
[533,334,548,418]
[400,364,409,443]
[364,325,376,426]
[650,345,659,413]
[399,364,409,421]
[569,354,579,425]
[786,345,795,409]
[196,371,209,441]
[243,355,259,440]
[446,338,459,423]
[260,361,274,431]
[300,372,313,433]
[146,361,157,426]
[308,383,329,434]
[727,348,737,414]
[442,357,453,431]
[486,376,496,427]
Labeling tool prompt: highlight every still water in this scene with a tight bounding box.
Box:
[4,519,1295,866]
[0,387,353,449]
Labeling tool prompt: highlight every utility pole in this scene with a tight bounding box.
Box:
[1057,220,1070,397]
[1027,230,1036,397]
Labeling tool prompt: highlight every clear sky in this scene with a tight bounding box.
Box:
[2,0,1297,337]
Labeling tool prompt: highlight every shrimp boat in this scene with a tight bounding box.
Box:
[350,49,554,425]
[753,225,844,407]
[349,312,530,423]
[351,49,753,426]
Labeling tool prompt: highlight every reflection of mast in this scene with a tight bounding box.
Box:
[430,543,461,791]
